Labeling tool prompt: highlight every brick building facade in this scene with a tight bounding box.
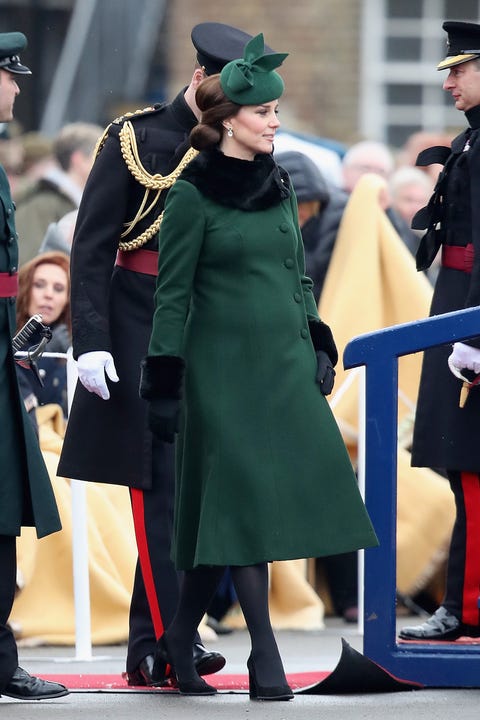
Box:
[3,0,477,147]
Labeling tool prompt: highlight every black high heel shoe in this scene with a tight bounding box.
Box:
[154,635,217,696]
[247,655,294,701]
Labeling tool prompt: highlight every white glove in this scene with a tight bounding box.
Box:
[448,342,480,376]
[77,351,119,400]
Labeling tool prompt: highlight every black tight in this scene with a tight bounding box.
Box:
[230,564,286,686]
[165,563,286,686]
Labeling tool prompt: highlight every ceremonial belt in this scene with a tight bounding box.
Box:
[442,243,474,273]
[0,271,18,297]
[115,248,158,276]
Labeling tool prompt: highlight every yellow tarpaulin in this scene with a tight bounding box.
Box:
[319,173,454,596]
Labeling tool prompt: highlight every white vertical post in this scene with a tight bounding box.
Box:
[66,349,93,660]
[329,367,365,634]
[356,367,366,636]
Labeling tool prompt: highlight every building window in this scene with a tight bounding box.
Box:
[361,0,480,147]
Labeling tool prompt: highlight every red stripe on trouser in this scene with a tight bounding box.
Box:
[130,488,164,638]
[461,471,480,625]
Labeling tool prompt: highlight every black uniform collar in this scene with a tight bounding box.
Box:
[179,147,291,211]
[170,87,198,133]
[465,104,480,129]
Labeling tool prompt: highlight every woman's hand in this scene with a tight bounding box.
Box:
[148,399,180,443]
[315,350,336,395]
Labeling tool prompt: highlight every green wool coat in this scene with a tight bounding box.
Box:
[148,151,377,570]
[0,165,61,539]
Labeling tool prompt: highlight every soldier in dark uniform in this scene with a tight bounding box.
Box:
[400,21,480,641]
[57,22,267,685]
[0,32,68,701]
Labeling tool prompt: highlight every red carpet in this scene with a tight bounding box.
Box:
[39,671,328,692]
[42,638,423,695]
[39,640,424,694]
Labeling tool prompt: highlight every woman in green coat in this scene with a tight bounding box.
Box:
[140,35,377,700]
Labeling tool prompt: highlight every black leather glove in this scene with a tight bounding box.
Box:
[315,350,336,395]
[139,355,185,443]
[148,398,180,443]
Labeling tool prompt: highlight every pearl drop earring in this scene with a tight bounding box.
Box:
[227,127,233,137]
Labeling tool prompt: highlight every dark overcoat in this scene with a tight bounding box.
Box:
[0,165,61,538]
[147,150,378,569]
[58,91,197,489]
[412,104,480,472]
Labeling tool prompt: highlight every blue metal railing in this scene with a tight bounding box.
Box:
[344,306,480,687]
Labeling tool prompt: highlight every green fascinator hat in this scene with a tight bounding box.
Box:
[220,33,288,105]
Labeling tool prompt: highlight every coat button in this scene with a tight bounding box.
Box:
[284,258,294,268]
[301,328,309,339]
[294,292,302,302]
[279,223,289,233]
[8,236,14,245]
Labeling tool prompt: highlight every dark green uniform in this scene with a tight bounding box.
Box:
[0,162,61,690]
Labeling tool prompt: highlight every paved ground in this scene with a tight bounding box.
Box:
[3,617,480,719]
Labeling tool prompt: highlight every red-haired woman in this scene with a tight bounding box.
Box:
[16,251,71,418]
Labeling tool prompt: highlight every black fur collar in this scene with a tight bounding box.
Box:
[179,147,291,211]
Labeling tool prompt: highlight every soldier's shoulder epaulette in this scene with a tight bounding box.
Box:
[94,103,166,157]
[112,102,166,126]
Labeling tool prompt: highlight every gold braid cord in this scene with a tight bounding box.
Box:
[93,123,113,159]
[117,119,198,251]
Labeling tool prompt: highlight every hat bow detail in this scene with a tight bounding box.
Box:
[223,33,288,94]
